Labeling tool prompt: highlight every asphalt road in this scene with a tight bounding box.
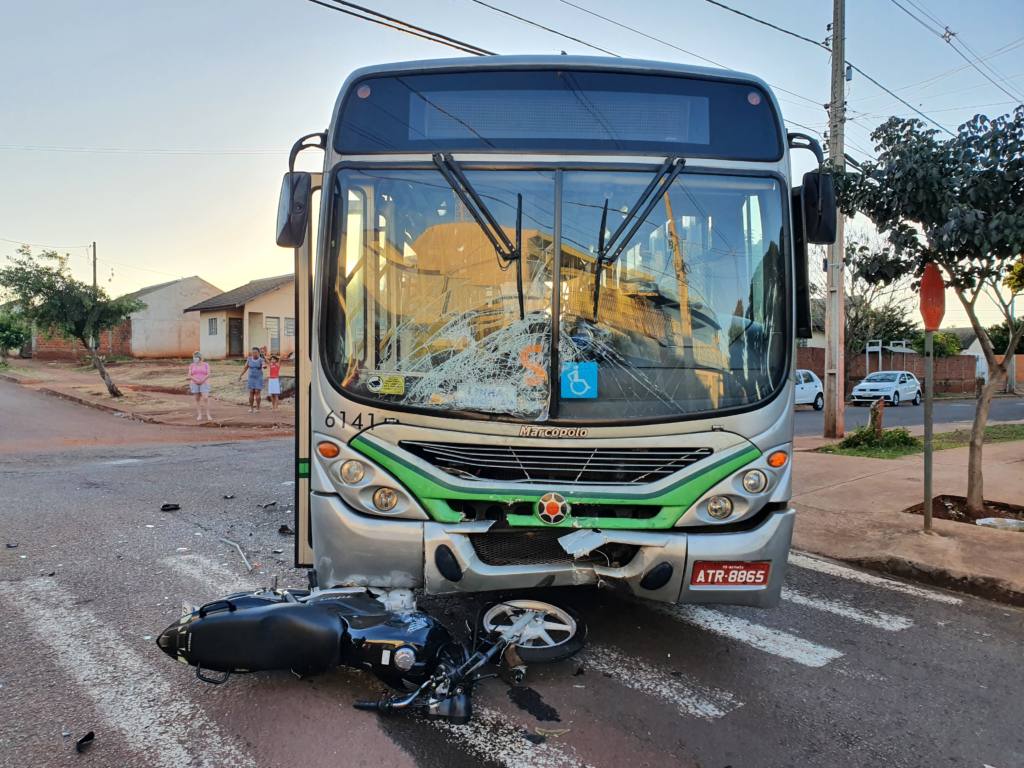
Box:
[1,381,1022,768]
[794,396,1024,435]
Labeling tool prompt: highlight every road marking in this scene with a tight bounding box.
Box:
[0,578,255,768]
[432,704,589,768]
[782,588,913,631]
[788,552,963,605]
[161,553,256,596]
[661,605,844,668]
[584,645,740,720]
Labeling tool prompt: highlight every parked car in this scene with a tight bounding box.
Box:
[795,369,824,410]
[849,370,922,406]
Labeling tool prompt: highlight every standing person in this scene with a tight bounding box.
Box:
[238,346,265,412]
[267,355,282,411]
[187,352,212,422]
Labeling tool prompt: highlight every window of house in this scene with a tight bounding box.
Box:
[208,317,218,336]
[284,317,295,337]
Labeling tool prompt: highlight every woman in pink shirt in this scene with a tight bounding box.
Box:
[187,352,212,422]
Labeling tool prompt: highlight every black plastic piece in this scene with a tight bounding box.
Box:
[429,691,472,724]
[434,545,464,582]
[640,561,674,591]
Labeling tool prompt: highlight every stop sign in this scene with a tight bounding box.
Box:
[919,262,945,332]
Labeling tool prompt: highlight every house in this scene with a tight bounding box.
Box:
[946,326,989,380]
[184,274,295,359]
[31,276,222,360]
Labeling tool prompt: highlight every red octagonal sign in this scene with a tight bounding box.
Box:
[919,262,945,332]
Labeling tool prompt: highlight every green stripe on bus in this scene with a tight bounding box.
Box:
[350,436,760,529]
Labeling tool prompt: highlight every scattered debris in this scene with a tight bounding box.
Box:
[272,549,284,554]
[281,481,294,486]
[219,538,253,572]
[5,542,17,549]
[175,547,190,553]
[259,501,278,509]
[976,517,1024,532]
[75,731,95,753]
[39,570,56,577]
[144,525,155,529]
[223,494,235,500]
[573,663,585,676]
[61,726,71,738]
[278,524,294,536]
[159,503,180,512]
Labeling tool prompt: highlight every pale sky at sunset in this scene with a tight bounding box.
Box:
[2,0,1021,329]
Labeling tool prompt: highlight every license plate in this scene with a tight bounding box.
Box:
[691,561,771,587]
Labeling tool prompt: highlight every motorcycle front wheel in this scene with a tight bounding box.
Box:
[479,599,587,664]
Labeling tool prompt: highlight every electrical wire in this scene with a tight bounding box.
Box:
[701,0,955,136]
[0,144,282,156]
[885,0,1023,102]
[306,0,491,55]
[468,0,619,56]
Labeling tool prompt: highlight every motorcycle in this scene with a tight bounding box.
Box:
[156,586,585,724]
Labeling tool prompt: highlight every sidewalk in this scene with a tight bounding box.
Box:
[791,440,1024,605]
[0,358,293,430]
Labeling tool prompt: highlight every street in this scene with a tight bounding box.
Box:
[794,396,1024,435]
[1,380,1021,768]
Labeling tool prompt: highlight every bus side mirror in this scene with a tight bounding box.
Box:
[791,189,812,339]
[276,172,312,248]
[801,171,837,245]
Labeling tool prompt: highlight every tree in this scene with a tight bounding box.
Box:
[835,107,1024,513]
[811,234,918,357]
[0,247,143,396]
[0,312,30,360]
[910,330,961,357]
[985,319,1024,355]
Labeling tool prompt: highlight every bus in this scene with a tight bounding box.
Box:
[277,55,836,621]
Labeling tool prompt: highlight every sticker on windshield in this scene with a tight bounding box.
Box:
[455,383,517,412]
[560,362,598,399]
[379,375,405,396]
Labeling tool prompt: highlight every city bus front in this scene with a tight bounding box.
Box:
[280,56,835,608]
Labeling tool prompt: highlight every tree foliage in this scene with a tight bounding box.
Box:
[833,106,1024,512]
[0,247,143,396]
[987,319,1024,355]
[910,330,961,358]
[0,312,30,359]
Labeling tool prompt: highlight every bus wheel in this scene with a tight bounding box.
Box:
[480,599,587,664]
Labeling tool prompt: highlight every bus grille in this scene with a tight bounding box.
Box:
[468,531,639,567]
[399,442,713,485]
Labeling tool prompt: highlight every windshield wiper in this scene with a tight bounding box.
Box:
[591,156,685,320]
[433,153,525,320]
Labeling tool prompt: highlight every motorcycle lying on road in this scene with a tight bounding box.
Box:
[156,586,586,724]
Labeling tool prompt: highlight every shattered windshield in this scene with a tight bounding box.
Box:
[323,168,786,421]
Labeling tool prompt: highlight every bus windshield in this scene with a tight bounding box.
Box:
[323,167,786,422]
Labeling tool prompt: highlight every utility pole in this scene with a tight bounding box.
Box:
[824,0,846,438]
[92,241,97,289]
[1008,295,1016,394]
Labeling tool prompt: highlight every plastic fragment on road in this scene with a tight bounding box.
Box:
[159,503,180,512]
[223,494,235,500]
[75,731,95,753]
[278,524,294,536]
[6,542,18,548]
[259,501,277,509]
[976,517,1024,532]
[219,538,253,572]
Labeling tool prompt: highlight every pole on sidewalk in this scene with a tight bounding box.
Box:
[92,241,97,289]
[1008,294,1016,394]
[923,330,934,532]
[824,0,846,438]
[919,262,945,533]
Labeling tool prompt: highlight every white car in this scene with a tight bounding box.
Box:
[850,370,922,406]
[795,369,824,410]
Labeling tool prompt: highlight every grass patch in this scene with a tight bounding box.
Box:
[818,423,1024,459]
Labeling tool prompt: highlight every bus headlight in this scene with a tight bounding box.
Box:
[339,459,365,485]
[741,469,768,494]
[706,496,733,519]
[372,487,399,512]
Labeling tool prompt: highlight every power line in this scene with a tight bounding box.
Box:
[1,237,90,250]
[468,0,618,56]
[701,0,955,136]
[885,0,1024,102]
[0,144,282,156]
[306,0,491,55]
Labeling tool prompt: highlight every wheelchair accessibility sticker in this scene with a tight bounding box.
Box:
[560,362,598,399]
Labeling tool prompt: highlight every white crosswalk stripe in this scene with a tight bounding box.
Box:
[584,645,741,720]
[161,553,256,595]
[432,704,590,768]
[782,588,913,631]
[0,578,256,768]
[788,552,962,605]
[661,604,844,667]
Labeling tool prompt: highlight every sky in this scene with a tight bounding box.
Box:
[1,0,1021,330]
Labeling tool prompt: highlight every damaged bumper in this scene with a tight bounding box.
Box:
[313,493,794,607]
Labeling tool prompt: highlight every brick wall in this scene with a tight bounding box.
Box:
[33,321,132,360]
[796,346,977,395]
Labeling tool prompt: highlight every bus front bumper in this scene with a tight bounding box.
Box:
[311,493,794,608]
